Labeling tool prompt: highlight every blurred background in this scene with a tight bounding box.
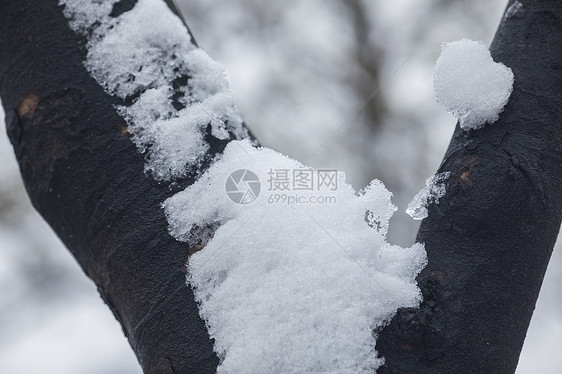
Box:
[0,0,560,372]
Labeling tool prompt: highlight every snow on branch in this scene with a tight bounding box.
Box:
[433,39,514,130]
[60,0,249,180]
[164,140,427,373]
[59,1,431,371]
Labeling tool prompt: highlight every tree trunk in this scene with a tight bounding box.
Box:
[0,0,222,372]
[0,1,560,374]
[376,1,562,373]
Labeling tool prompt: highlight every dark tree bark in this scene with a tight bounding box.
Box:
[0,0,221,373]
[0,1,560,374]
[376,1,562,373]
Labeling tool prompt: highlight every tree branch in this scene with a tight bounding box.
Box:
[0,0,223,372]
[376,1,562,373]
[1,0,560,373]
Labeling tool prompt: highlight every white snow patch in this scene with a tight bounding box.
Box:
[504,1,524,20]
[433,39,514,130]
[58,0,118,33]
[60,0,248,180]
[406,171,450,220]
[164,140,427,373]
[60,2,430,371]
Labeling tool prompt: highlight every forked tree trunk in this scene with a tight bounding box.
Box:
[0,0,560,373]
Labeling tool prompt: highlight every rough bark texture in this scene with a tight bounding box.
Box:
[376,1,562,373]
[1,0,560,374]
[0,0,221,372]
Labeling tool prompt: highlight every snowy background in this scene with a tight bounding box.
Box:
[0,0,560,372]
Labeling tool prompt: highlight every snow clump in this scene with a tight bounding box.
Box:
[61,1,429,372]
[60,0,249,180]
[433,39,514,130]
[164,140,427,373]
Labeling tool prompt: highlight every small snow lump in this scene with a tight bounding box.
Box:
[406,171,450,220]
[433,39,514,130]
